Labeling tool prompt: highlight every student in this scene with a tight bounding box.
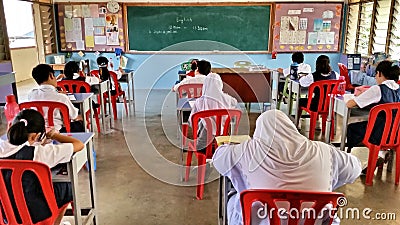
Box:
[0,109,84,225]
[277,52,312,78]
[346,60,400,170]
[28,64,84,132]
[299,55,339,87]
[96,56,122,94]
[186,59,198,77]
[172,60,211,92]
[189,73,238,154]
[62,61,100,93]
[212,110,361,225]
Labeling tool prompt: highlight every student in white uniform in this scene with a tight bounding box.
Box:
[213,110,362,225]
[0,109,84,225]
[28,64,84,132]
[277,52,312,78]
[172,60,211,92]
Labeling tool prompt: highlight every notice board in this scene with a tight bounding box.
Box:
[272,3,343,52]
[125,4,271,52]
[56,3,125,52]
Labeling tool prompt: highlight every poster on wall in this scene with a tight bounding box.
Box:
[273,3,343,52]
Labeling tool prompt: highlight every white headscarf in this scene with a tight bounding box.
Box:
[189,73,238,135]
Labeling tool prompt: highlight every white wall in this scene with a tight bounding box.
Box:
[10,47,39,82]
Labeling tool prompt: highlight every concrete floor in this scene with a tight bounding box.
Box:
[11,79,400,224]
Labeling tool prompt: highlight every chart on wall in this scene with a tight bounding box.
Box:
[56,3,125,52]
[272,3,343,52]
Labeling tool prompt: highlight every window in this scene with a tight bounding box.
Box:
[39,4,57,54]
[345,0,400,58]
[3,0,36,48]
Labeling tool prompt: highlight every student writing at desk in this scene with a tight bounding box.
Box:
[28,64,84,132]
[213,110,361,225]
[346,61,400,173]
[0,109,84,225]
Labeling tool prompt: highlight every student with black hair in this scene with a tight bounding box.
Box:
[172,59,211,92]
[277,52,311,78]
[186,59,198,77]
[346,60,400,172]
[96,56,123,95]
[299,54,339,87]
[28,64,84,132]
[0,109,84,225]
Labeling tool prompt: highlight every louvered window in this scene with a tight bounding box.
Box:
[372,0,391,53]
[39,4,56,54]
[389,0,400,60]
[345,4,360,54]
[357,2,374,56]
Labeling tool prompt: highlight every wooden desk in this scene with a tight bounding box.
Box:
[212,68,271,103]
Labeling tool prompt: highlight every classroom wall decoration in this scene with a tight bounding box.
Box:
[272,3,343,52]
[56,3,125,52]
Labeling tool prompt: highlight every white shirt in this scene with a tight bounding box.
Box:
[354,80,399,108]
[282,63,312,77]
[0,139,73,169]
[173,74,207,92]
[299,71,340,87]
[27,84,79,130]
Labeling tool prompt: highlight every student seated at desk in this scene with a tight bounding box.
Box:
[28,64,84,132]
[346,61,400,172]
[0,109,84,225]
[212,110,361,225]
[186,59,198,77]
[172,60,211,92]
[96,56,122,95]
[189,73,238,173]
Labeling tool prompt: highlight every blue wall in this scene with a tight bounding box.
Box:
[46,52,341,89]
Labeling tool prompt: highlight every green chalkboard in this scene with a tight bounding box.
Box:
[126,5,271,51]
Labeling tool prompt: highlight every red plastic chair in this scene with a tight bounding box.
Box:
[185,109,242,200]
[104,71,128,120]
[57,80,101,133]
[19,101,71,132]
[90,70,100,79]
[240,189,344,225]
[177,83,203,98]
[297,80,341,140]
[362,103,400,186]
[0,160,70,225]
[337,63,355,92]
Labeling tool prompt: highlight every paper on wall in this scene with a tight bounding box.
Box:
[72,18,81,31]
[322,20,331,32]
[303,8,314,13]
[322,10,334,19]
[89,4,99,18]
[106,32,119,45]
[289,17,299,31]
[326,32,335,44]
[72,5,82,17]
[120,55,128,69]
[280,30,290,44]
[281,16,290,31]
[65,31,74,42]
[94,36,107,45]
[317,32,327,44]
[64,5,73,19]
[294,30,306,44]
[64,18,73,31]
[73,30,82,41]
[288,10,301,15]
[84,18,94,34]
[81,5,91,18]
[105,14,118,27]
[93,18,106,27]
[85,36,95,47]
[299,18,308,30]
[76,40,85,50]
[94,27,105,35]
[308,32,318,45]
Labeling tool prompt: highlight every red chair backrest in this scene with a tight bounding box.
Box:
[177,83,203,98]
[191,109,242,157]
[240,189,344,225]
[337,63,354,91]
[19,101,71,132]
[362,102,400,149]
[108,71,123,96]
[0,160,59,225]
[57,80,91,93]
[90,70,100,79]
[306,80,341,113]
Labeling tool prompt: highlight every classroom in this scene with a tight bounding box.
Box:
[0,0,399,224]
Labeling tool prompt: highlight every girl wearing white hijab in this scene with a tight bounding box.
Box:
[189,73,238,151]
[212,110,361,225]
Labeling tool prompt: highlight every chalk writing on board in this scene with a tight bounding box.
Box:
[176,16,193,24]
[147,15,208,35]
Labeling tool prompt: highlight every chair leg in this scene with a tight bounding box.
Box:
[95,113,101,133]
[396,146,400,185]
[196,154,207,200]
[321,114,327,135]
[181,124,188,148]
[185,151,193,182]
[330,117,335,141]
[111,97,118,120]
[366,146,380,186]
[123,95,128,116]
[309,113,317,140]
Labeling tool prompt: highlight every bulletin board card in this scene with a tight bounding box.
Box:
[272,3,343,52]
[56,3,125,52]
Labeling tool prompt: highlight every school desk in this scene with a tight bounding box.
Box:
[0,72,17,105]
[0,132,98,225]
[92,80,113,134]
[324,94,369,151]
[119,69,135,115]
[287,79,308,125]
[69,93,93,132]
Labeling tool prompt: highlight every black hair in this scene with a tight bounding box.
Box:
[32,64,55,85]
[97,56,109,67]
[96,56,110,81]
[190,59,198,71]
[292,52,304,64]
[376,60,400,82]
[315,55,331,74]
[197,60,211,75]
[64,61,80,80]
[7,109,46,145]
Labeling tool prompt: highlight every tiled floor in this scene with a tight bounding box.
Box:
[9,79,400,224]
